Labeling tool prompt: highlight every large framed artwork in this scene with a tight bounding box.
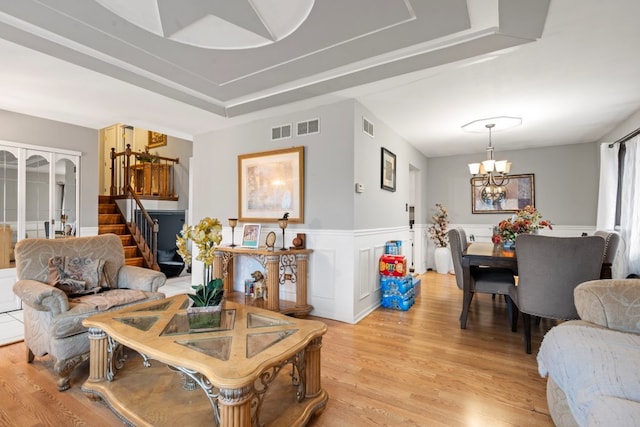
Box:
[238,146,304,223]
[471,173,535,214]
[381,147,396,192]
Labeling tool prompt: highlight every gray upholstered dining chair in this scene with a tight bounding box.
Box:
[594,230,621,279]
[509,234,605,353]
[448,228,516,327]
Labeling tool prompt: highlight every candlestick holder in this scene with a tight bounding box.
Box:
[278,217,289,251]
[228,218,238,247]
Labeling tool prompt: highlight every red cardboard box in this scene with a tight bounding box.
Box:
[379,255,407,276]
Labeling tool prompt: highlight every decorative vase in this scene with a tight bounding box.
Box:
[503,239,515,250]
[434,247,452,274]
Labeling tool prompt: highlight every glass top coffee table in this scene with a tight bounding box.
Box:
[81,294,328,426]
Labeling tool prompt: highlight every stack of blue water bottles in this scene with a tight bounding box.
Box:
[379,240,415,311]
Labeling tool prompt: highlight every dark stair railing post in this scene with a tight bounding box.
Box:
[125,184,160,271]
[124,144,132,196]
[109,147,116,196]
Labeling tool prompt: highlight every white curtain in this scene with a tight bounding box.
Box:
[596,143,618,230]
[619,137,640,276]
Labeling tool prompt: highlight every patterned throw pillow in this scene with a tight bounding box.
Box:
[48,256,108,296]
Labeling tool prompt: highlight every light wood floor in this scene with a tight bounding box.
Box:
[0,272,553,426]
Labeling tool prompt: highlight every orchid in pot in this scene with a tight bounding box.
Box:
[176,217,225,329]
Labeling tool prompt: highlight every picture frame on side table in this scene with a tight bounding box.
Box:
[238,146,304,223]
[241,224,262,248]
[471,173,535,213]
[381,147,396,192]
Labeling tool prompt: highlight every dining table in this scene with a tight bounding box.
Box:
[460,241,518,329]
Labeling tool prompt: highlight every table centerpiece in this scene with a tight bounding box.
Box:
[176,217,225,330]
[494,205,553,249]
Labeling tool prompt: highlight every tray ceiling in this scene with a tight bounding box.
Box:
[0,0,547,117]
[2,1,640,158]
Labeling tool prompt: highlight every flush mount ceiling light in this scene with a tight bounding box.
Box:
[461,116,522,133]
[95,0,315,50]
[463,116,522,205]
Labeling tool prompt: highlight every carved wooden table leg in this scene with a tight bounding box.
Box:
[295,253,309,309]
[305,337,323,398]
[218,385,253,427]
[87,327,108,383]
[265,254,280,311]
[84,327,108,400]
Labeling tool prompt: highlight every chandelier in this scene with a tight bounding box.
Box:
[463,117,521,205]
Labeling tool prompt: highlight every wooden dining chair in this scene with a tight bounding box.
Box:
[509,234,605,353]
[448,228,516,327]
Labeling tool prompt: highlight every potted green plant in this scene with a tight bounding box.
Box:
[185,278,225,330]
[188,278,224,308]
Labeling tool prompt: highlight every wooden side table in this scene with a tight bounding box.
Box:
[213,246,313,317]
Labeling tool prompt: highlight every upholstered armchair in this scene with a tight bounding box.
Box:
[594,230,621,278]
[13,234,166,391]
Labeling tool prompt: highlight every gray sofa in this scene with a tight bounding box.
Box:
[13,234,166,391]
[537,279,640,426]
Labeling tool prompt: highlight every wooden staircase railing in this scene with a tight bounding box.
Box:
[110,144,179,200]
[98,192,160,271]
[120,185,160,271]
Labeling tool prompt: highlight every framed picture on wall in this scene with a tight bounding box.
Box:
[381,147,396,192]
[148,131,167,148]
[471,173,535,213]
[238,146,304,223]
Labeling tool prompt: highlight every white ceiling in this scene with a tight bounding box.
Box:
[0,0,639,158]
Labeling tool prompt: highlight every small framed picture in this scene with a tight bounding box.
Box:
[381,147,396,192]
[241,224,261,248]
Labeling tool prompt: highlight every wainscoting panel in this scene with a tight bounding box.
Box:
[310,248,336,300]
[353,226,412,323]
[304,229,355,323]
[412,224,428,274]
[358,248,372,300]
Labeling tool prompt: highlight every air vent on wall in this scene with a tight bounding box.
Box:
[296,118,320,136]
[363,117,374,137]
[271,124,292,140]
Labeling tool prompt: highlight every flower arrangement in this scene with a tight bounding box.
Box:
[428,203,449,248]
[176,217,224,307]
[495,205,552,244]
[135,146,159,163]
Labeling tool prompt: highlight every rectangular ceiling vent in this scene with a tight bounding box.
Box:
[271,124,292,140]
[296,118,320,136]
[363,117,374,137]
